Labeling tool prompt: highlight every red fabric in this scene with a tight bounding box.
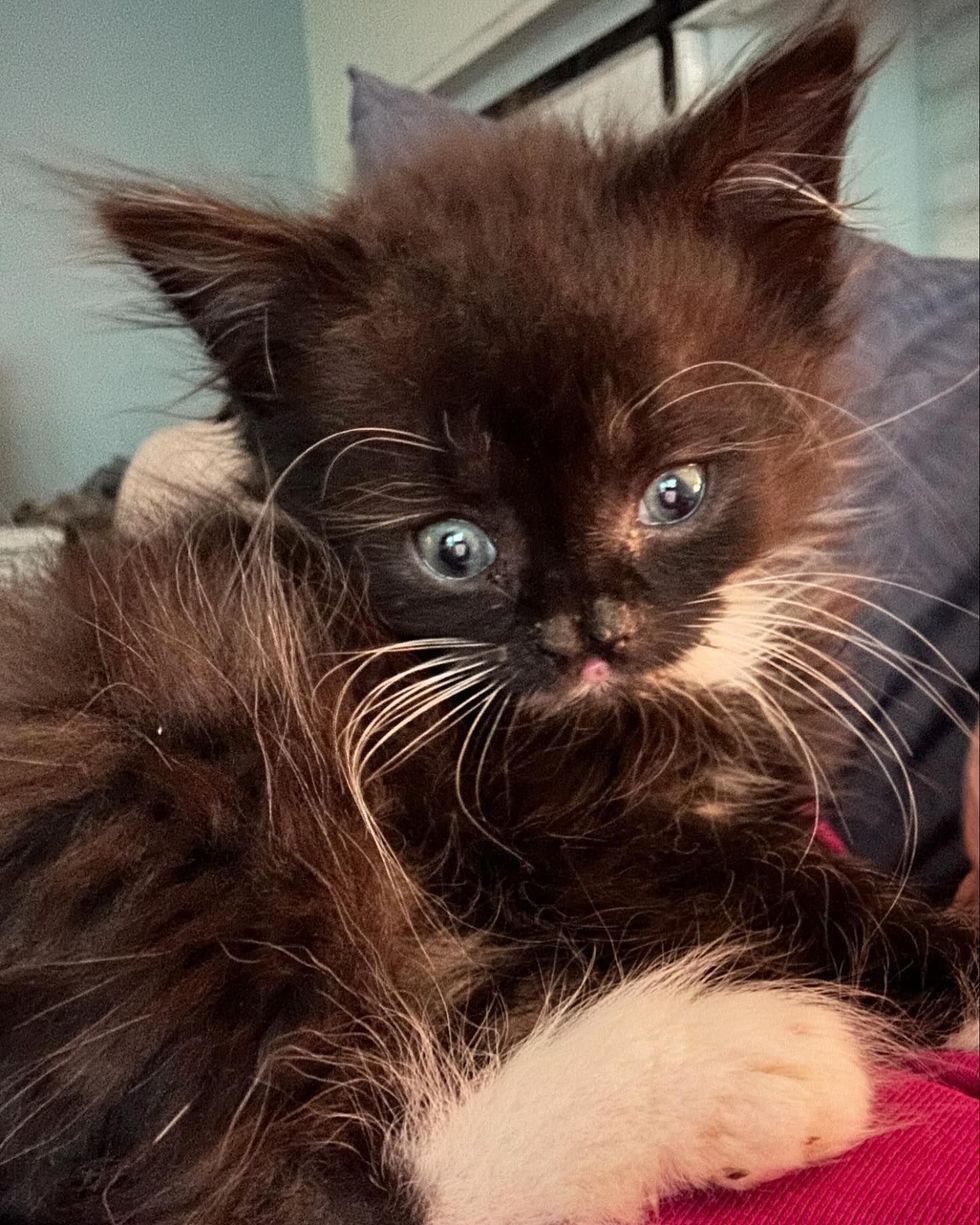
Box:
[653,1051,980,1224]
[811,817,848,858]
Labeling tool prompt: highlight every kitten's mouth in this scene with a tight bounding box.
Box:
[511,647,640,709]
[578,657,613,687]
[562,654,623,702]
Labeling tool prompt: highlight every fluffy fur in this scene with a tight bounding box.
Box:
[0,20,976,1225]
[400,955,880,1225]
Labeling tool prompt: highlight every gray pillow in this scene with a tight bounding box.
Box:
[835,244,978,893]
[348,69,488,181]
[346,70,979,896]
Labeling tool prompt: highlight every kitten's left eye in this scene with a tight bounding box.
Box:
[415,519,497,581]
[639,463,707,526]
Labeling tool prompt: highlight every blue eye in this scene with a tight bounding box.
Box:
[415,519,497,580]
[639,463,707,526]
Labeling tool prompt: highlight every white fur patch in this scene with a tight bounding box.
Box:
[945,1016,979,1052]
[659,585,775,690]
[396,956,876,1225]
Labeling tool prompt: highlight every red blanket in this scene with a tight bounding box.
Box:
[658,1051,979,1224]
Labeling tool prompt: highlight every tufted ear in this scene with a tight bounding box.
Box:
[691,21,871,316]
[623,21,874,323]
[98,183,365,409]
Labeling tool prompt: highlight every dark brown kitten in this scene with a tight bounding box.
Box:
[0,22,976,1225]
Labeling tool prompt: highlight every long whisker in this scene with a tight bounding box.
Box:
[344,662,497,769]
[748,629,915,761]
[757,662,919,910]
[611,359,851,437]
[730,676,831,841]
[703,597,973,733]
[320,430,445,496]
[759,612,971,731]
[363,679,502,783]
[720,578,974,695]
[451,685,515,854]
[349,656,494,726]
[726,569,979,620]
[353,669,499,779]
[712,618,920,883]
[823,365,980,445]
[317,637,490,701]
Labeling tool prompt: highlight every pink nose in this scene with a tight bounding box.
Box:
[579,657,612,686]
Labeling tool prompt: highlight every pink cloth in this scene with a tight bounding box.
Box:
[812,817,848,858]
[653,1052,980,1224]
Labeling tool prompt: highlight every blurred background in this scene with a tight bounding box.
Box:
[1,0,977,510]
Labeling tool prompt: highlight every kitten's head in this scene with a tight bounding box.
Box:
[101,23,867,709]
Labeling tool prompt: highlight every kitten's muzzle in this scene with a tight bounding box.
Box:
[537,599,637,664]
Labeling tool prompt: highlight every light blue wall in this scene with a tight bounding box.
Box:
[0,0,315,507]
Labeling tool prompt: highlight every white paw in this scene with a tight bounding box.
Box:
[398,962,876,1225]
[666,987,874,1195]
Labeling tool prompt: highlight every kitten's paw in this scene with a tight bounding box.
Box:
[398,966,876,1225]
[671,989,874,1194]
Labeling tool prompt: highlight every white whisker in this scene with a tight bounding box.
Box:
[823,366,979,445]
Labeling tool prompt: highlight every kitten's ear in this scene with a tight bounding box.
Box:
[97,183,364,407]
[639,21,871,318]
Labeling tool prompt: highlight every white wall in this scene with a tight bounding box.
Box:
[915,0,979,257]
[672,0,975,258]
[0,0,315,508]
[302,0,559,188]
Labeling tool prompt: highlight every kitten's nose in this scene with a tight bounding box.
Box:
[585,597,635,653]
[537,600,635,663]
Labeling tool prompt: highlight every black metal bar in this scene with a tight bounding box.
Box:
[479,0,710,118]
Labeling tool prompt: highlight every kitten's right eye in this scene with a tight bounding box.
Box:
[415,519,497,581]
[639,463,707,526]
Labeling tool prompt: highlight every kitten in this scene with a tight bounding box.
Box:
[0,21,976,1225]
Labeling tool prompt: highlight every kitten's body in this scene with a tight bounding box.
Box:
[0,22,976,1225]
[1,512,971,1225]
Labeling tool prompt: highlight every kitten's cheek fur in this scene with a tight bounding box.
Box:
[397,963,876,1225]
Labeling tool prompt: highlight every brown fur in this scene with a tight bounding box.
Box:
[1,21,976,1224]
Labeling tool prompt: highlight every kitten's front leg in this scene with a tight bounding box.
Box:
[554,816,978,1043]
[397,955,877,1225]
[395,825,975,1225]
[700,821,979,1042]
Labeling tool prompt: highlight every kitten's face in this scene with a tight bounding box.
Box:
[292,188,843,705]
[100,25,861,707]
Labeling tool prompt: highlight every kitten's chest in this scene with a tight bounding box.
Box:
[393,719,679,910]
[391,703,812,937]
